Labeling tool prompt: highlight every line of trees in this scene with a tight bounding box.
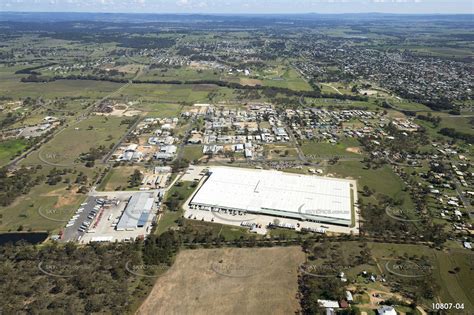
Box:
[439,127,474,144]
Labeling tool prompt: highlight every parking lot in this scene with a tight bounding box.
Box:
[61,196,99,242]
[61,190,160,243]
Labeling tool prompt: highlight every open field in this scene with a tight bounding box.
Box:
[301,138,361,158]
[0,182,87,232]
[156,181,199,234]
[263,143,299,159]
[97,166,141,191]
[0,139,27,166]
[181,145,204,162]
[0,77,123,99]
[327,160,415,212]
[141,67,221,82]
[137,247,305,315]
[262,67,312,91]
[140,103,183,118]
[33,116,130,166]
[121,83,236,103]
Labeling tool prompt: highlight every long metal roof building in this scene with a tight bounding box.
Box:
[116,192,154,231]
[190,167,353,226]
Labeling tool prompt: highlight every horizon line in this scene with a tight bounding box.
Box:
[1,10,473,16]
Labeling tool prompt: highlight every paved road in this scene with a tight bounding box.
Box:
[453,178,473,220]
[175,116,197,161]
[8,63,150,170]
[102,116,142,163]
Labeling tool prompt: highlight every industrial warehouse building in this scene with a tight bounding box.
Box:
[116,192,154,231]
[189,167,353,226]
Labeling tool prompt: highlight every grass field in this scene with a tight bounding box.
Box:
[141,67,221,82]
[263,143,299,159]
[97,166,141,191]
[156,181,199,234]
[305,97,380,110]
[327,160,415,211]
[0,182,88,232]
[0,139,27,166]
[122,83,230,103]
[181,145,204,162]
[301,138,361,159]
[0,77,123,99]
[137,247,305,315]
[183,219,252,241]
[139,102,183,117]
[35,116,129,166]
[262,67,312,91]
[370,243,474,311]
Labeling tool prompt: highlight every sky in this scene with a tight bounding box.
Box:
[0,0,472,14]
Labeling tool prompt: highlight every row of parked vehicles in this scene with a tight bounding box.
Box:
[79,201,104,232]
[65,203,88,228]
[65,199,107,233]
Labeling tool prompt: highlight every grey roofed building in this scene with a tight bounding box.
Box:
[116,192,154,231]
[190,167,353,226]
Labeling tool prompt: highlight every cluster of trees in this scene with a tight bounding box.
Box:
[80,145,111,167]
[142,231,182,266]
[0,166,40,206]
[0,112,23,129]
[0,241,158,314]
[45,167,66,185]
[15,63,56,75]
[439,127,474,144]
[416,113,442,127]
[128,169,143,188]
[299,241,374,314]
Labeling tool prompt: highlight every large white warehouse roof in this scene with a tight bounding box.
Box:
[190,167,353,226]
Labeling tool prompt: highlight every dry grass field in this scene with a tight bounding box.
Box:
[137,247,305,315]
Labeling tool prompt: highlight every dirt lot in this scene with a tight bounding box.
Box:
[240,78,263,86]
[346,147,362,154]
[137,247,305,315]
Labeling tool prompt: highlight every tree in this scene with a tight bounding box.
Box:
[362,185,372,197]
[128,169,143,188]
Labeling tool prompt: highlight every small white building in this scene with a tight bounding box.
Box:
[377,305,397,315]
[318,300,339,309]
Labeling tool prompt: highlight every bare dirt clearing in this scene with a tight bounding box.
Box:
[137,247,305,315]
[346,147,362,154]
[240,78,263,86]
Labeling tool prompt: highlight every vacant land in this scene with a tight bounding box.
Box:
[137,247,305,315]
[301,138,361,158]
[0,139,27,166]
[139,103,183,118]
[181,145,204,162]
[98,166,141,191]
[0,77,122,99]
[0,182,86,232]
[36,116,129,166]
